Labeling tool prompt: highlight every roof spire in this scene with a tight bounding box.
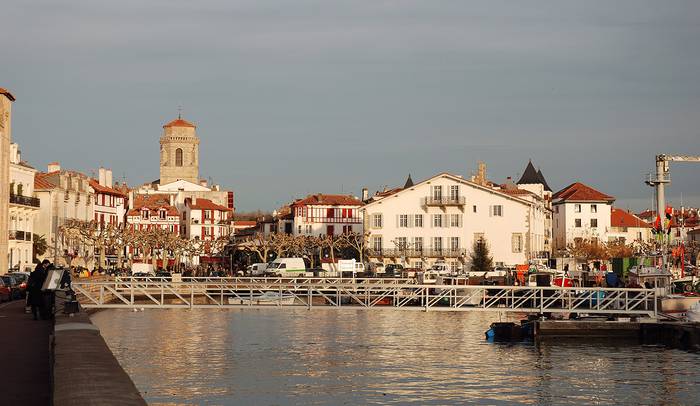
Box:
[177,105,182,119]
[404,174,414,188]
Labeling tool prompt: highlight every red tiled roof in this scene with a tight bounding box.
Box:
[163,118,196,128]
[292,194,362,207]
[637,210,655,220]
[0,88,15,101]
[375,188,403,198]
[500,187,537,197]
[188,198,231,212]
[552,182,615,203]
[234,221,257,227]
[89,179,126,197]
[611,208,651,228]
[34,173,56,190]
[127,194,178,217]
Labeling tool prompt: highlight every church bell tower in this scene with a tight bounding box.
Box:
[159,114,200,185]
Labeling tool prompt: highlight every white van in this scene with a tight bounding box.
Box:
[267,258,306,277]
[131,263,155,277]
[247,263,268,276]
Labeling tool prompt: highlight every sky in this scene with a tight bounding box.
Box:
[2,0,699,211]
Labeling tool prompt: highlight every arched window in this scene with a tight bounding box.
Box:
[175,148,183,166]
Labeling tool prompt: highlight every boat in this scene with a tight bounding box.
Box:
[628,265,700,318]
[227,292,296,305]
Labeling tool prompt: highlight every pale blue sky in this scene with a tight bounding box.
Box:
[2,0,699,211]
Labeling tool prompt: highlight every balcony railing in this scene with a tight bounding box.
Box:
[367,248,467,258]
[301,217,362,224]
[422,196,466,206]
[9,194,40,208]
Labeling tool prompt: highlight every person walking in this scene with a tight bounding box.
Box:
[27,260,49,320]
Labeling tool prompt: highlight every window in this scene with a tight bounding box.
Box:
[327,208,335,218]
[590,204,597,213]
[449,261,460,272]
[372,213,383,229]
[491,205,503,217]
[590,218,598,228]
[414,214,423,228]
[396,237,407,250]
[450,237,460,250]
[372,236,383,251]
[574,204,581,213]
[473,205,477,213]
[413,237,423,251]
[175,148,183,166]
[159,210,166,220]
[575,219,582,228]
[433,214,443,228]
[432,185,443,200]
[141,210,149,220]
[637,231,642,240]
[298,225,302,234]
[204,210,212,220]
[449,185,460,201]
[512,233,523,253]
[432,237,443,251]
[414,262,423,269]
[450,214,461,227]
[398,214,409,228]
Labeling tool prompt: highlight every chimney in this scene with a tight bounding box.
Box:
[362,188,368,201]
[199,179,208,188]
[48,162,61,173]
[105,169,113,187]
[128,191,135,210]
[98,167,106,186]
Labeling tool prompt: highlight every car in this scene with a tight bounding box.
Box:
[155,271,172,280]
[0,278,12,302]
[0,275,22,300]
[384,264,404,277]
[8,272,29,298]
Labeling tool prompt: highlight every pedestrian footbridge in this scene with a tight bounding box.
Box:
[71,277,659,318]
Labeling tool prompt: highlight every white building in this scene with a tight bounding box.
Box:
[515,160,553,257]
[607,208,652,245]
[34,162,95,264]
[180,197,232,241]
[290,194,363,237]
[89,167,126,228]
[552,182,615,252]
[361,172,547,270]
[8,143,40,271]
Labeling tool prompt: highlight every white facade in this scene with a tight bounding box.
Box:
[180,197,232,241]
[34,163,95,263]
[8,143,39,271]
[291,195,363,237]
[90,168,126,228]
[361,173,545,270]
[552,183,615,252]
[607,208,653,245]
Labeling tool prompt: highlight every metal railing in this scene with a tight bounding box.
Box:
[9,194,41,208]
[423,196,466,206]
[367,248,467,258]
[72,277,657,317]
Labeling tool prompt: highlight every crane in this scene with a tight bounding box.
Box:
[645,154,700,223]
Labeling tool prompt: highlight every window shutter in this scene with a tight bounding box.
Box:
[408,215,414,228]
[489,206,493,217]
[396,214,400,228]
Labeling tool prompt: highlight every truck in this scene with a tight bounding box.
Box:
[338,259,365,278]
[247,263,269,276]
[266,258,306,277]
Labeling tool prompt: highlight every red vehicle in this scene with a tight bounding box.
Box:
[0,279,11,302]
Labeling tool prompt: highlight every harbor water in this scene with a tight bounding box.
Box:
[91,309,700,405]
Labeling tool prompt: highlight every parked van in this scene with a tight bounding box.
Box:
[131,263,155,277]
[247,263,269,276]
[267,258,306,277]
[338,259,365,278]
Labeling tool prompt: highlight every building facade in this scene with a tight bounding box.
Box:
[159,116,199,185]
[552,182,615,252]
[361,172,544,270]
[33,163,95,264]
[90,167,126,229]
[8,143,40,271]
[0,88,15,274]
[126,194,180,233]
[290,194,363,237]
[515,160,553,257]
[180,197,232,241]
[608,208,652,245]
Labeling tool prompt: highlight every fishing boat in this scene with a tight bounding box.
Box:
[629,265,700,318]
[227,291,296,305]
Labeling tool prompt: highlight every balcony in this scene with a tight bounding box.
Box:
[8,230,31,241]
[9,194,40,208]
[422,196,466,206]
[302,217,362,224]
[367,248,466,258]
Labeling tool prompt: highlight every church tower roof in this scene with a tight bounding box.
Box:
[536,169,552,192]
[163,117,196,128]
[517,160,552,192]
[404,174,414,188]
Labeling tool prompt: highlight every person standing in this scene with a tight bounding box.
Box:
[27,260,49,320]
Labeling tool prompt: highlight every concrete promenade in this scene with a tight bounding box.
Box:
[0,300,52,406]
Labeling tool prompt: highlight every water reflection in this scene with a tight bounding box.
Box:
[91,309,700,405]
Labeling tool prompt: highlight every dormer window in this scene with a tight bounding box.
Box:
[141,210,149,220]
[160,209,167,220]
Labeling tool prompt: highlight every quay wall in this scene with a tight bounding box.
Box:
[52,308,146,406]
